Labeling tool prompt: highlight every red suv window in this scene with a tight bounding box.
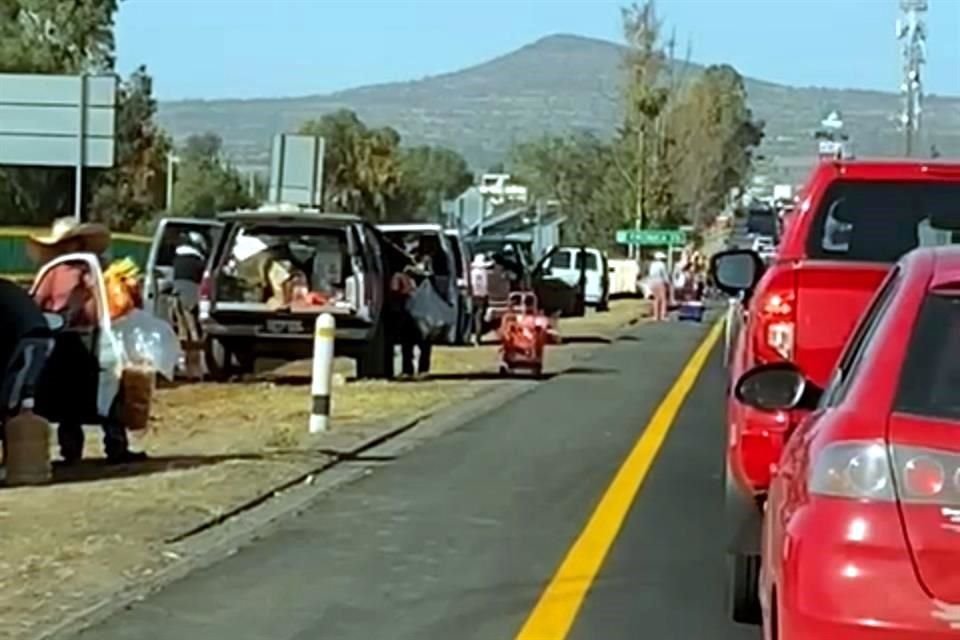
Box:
[807,181,960,263]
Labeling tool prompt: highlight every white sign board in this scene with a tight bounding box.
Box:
[0,73,117,167]
[268,134,325,207]
[818,140,843,156]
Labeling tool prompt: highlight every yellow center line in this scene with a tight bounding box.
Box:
[514,319,724,640]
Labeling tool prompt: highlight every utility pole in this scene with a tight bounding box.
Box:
[897,0,928,157]
[165,154,180,213]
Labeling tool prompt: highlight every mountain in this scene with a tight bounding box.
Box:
[157,34,960,183]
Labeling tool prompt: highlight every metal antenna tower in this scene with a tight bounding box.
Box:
[897,0,928,157]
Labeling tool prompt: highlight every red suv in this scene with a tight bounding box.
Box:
[711,159,960,624]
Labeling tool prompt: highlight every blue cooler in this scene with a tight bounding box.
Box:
[677,300,705,322]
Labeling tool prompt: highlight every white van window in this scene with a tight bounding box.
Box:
[549,251,572,269]
[576,251,598,271]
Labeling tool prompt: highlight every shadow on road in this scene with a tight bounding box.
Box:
[561,336,613,345]
[561,366,619,376]
[422,371,558,382]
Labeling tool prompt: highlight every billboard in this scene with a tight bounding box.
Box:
[268,134,325,207]
[0,73,117,168]
[0,73,118,220]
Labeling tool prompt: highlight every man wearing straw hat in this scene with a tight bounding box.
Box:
[28,218,147,465]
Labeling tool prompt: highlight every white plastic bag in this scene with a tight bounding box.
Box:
[111,309,182,380]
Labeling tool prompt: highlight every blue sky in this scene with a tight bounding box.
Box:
[115,0,960,101]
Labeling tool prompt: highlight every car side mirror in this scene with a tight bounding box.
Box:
[710,249,765,297]
[734,362,822,412]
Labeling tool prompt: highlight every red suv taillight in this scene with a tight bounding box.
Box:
[198,271,212,320]
[752,269,796,363]
[199,271,212,301]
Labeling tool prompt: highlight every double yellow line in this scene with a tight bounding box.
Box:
[515,319,723,639]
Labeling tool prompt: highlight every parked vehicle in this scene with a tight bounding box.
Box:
[735,245,960,639]
[199,211,394,380]
[377,223,463,345]
[465,236,531,331]
[444,229,475,343]
[713,158,960,624]
[745,205,778,241]
[538,246,610,310]
[607,258,641,297]
[143,218,223,319]
[750,235,776,263]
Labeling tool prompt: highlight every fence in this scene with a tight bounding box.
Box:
[0,228,151,281]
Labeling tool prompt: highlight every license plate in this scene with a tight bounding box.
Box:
[262,319,308,334]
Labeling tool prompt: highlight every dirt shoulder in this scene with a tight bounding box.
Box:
[0,299,649,640]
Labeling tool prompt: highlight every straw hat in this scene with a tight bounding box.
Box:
[27,217,111,263]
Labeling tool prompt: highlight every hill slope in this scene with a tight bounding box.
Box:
[157,34,960,180]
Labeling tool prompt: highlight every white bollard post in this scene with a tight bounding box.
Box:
[309,313,336,433]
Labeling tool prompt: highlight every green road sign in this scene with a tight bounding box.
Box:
[615,229,687,246]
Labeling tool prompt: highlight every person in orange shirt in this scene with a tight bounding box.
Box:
[28,218,147,465]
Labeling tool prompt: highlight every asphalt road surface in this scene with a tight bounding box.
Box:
[75,315,760,640]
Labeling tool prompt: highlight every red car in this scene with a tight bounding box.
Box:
[733,246,960,639]
[713,159,960,623]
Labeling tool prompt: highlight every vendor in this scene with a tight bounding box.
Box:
[27,218,147,465]
[172,231,208,313]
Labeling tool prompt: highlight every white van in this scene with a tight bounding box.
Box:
[539,246,609,310]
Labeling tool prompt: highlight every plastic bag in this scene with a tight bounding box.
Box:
[111,309,181,381]
[406,280,456,342]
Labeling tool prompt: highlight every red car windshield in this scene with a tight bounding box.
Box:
[807,181,960,263]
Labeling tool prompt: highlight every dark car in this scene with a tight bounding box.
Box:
[199,210,394,380]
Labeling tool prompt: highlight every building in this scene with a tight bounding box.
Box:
[443,182,565,261]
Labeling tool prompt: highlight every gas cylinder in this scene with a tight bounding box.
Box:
[3,398,52,486]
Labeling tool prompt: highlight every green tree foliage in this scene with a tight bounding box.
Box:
[510,133,626,249]
[299,109,472,222]
[0,0,118,74]
[0,0,155,229]
[507,0,763,248]
[89,66,171,231]
[396,146,473,220]
[666,65,764,227]
[170,133,256,217]
[299,110,401,219]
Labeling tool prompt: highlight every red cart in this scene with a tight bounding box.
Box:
[498,292,550,377]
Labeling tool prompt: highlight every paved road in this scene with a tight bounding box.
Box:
[75,316,760,640]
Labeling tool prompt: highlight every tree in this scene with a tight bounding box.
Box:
[299,110,401,219]
[89,66,171,231]
[171,133,256,217]
[621,1,670,230]
[396,146,473,220]
[0,0,118,74]
[510,133,624,249]
[666,65,763,227]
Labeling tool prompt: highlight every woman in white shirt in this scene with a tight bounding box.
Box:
[647,251,669,321]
